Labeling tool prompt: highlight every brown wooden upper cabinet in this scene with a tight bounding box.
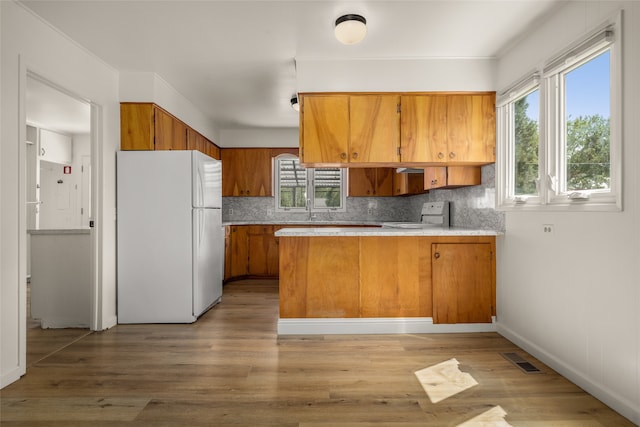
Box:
[393,171,426,196]
[348,168,394,196]
[400,93,496,164]
[121,102,219,158]
[299,92,495,167]
[154,107,187,150]
[300,93,400,166]
[221,148,272,196]
[424,166,482,190]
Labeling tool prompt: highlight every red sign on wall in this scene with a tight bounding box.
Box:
[63,166,72,174]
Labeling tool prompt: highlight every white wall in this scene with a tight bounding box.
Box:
[219,128,298,148]
[495,2,639,423]
[296,58,496,92]
[1,1,120,387]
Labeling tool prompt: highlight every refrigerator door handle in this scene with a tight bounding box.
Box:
[198,209,205,245]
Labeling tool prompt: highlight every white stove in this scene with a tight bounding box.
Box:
[382,201,450,229]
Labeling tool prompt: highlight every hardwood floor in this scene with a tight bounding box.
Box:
[1,279,634,426]
[26,283,91,368]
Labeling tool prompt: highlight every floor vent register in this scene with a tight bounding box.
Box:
[501,352,542,374]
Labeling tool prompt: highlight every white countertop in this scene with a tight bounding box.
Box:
[223,221,384,226]
[275,226,501,237]
[28,228,91,235]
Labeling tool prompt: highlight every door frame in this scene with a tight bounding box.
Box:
[19,68,101,361]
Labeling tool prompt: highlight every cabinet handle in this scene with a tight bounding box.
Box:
[434,252,440,259]
[437,152,444,159]
[41,147,46,156]
[449,152,456,159]
[352,152,358,159]
[341,152,347,160]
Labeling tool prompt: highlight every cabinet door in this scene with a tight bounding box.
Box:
[424,166,481,190]
[393,172,425,196]
[359,236,431,317]
[301,95,349,164]
[221,149,272,196]
[247,225,278,276]
[447,94,496,163]
[432,243,493,323]
[229,226,249,277]
[120,103,155,150]
[187,128,203,152]
[155,107,187,150]
[350,95,400,163]
[39,129,72,165]
[172,118,187,150]
[207,140,221,160]
[400,95,448,162]
[154,107,174,150]
[224,226,232,281]
[349,168,393,196]
[349,168,376,196]
[424,167,447,190]
[279,236,360,318]
[245,149,272,196]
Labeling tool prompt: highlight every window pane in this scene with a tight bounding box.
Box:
[277,158,306,208]
[514,89,539,196]
[565,50,610,191]
[313,168,342,209]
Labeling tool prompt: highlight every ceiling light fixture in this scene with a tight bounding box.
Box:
[334,14,367,45]
[290,95,299,112]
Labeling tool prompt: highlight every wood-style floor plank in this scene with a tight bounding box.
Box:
[1,279,634,426]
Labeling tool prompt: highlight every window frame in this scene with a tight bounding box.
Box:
[273,154,347,213]
[497,14,622,212]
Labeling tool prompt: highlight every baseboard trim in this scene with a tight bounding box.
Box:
[1,366,23,389]
[39,318,90,329]
[497,323,639,425]
[278,317,496,335]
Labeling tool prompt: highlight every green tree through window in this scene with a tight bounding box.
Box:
[514,94,539,195]
[566,114,610,191]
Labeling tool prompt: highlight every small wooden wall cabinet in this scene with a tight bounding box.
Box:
[279,235,496,324]
[120,102,220,159]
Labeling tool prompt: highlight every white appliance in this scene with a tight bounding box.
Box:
[382,201,450,229]
[117,150,223,323]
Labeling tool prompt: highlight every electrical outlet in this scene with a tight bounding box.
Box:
[542,224,554,234]
[229,208,234,216]
[267,209,273,217]
[367,208,373,215]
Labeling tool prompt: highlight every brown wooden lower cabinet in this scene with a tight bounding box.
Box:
[227,225,249,278]
[359,236,431,317]
[225,224,368,282]
[279,235,496,323]
[431,242,494,323]
[247,225,279,276]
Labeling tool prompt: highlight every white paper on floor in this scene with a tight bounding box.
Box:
[414,357,478,404]
[457,405,513,426]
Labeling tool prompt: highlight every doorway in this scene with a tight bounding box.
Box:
[24,73,95,367]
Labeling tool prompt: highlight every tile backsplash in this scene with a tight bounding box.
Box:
[222,165,505,232]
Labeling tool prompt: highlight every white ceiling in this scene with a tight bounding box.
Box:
[20,0,563,134]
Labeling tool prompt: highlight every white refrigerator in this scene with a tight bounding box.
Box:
[117,150,223,323]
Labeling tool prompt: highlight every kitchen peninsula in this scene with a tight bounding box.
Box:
[276,226,499,335]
